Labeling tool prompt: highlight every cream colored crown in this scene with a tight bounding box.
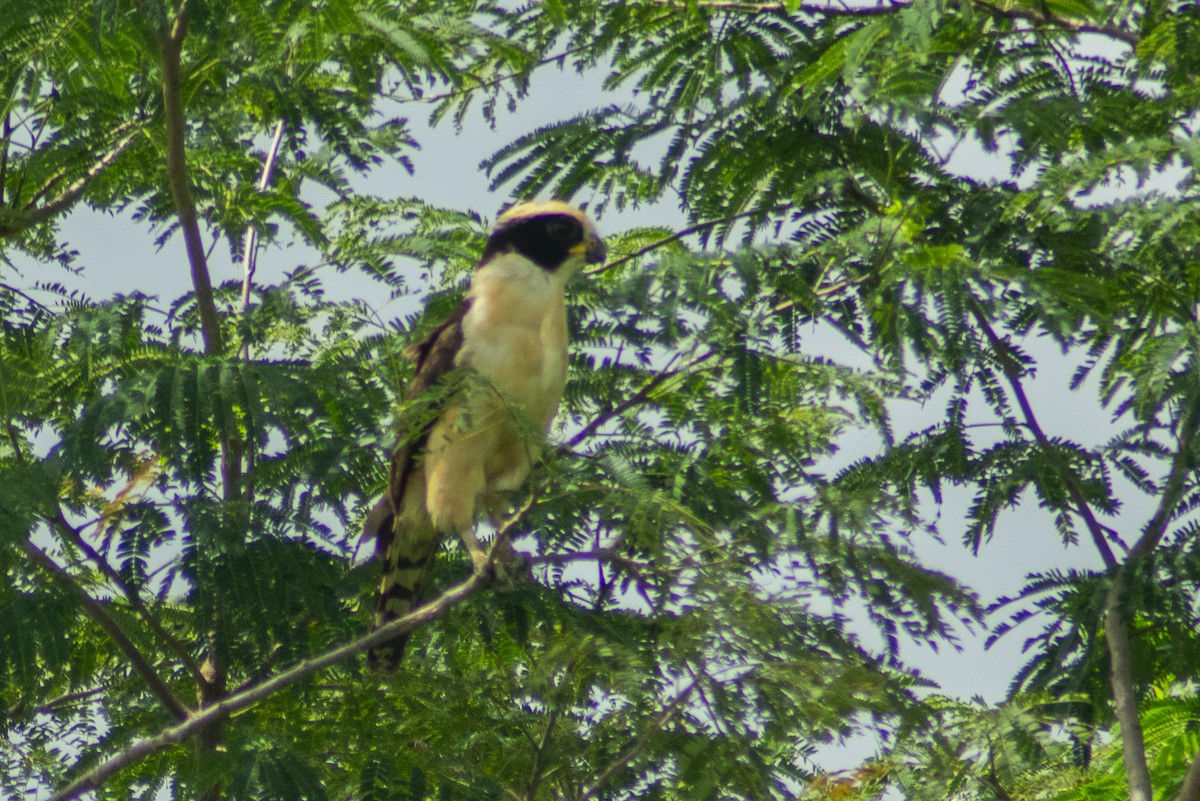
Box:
[497,200,596,232]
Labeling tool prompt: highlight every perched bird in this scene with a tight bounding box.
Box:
[365,200,606,669]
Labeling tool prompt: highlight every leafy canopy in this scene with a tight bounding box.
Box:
[2,1,1200,800]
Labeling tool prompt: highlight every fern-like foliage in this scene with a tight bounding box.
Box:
[4,0,1200,800]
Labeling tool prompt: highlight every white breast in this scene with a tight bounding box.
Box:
[459,253,570,429]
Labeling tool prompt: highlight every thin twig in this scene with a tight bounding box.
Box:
[558,350,714,453]
[531,548,657,582]
[52,508,208,686]
[577,680,698,801]
[6,686,106,722]
[590,209,770,276]
[0,130,140,237]
[238,119,287,359]
[20,540,190,722]
[390,50,578,105]
[968,300,1118,569]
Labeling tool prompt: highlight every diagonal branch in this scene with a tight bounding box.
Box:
[577,680,698,801]
[49,570,488,801]
[590,209,771,276]
[8,424,205,696]
[0,129,141,237]
[968,300,1118,569]
[559,349,717,454]
[6,686,106,723]
[52,508,207,686]
[1128,396,1200,561]
[45,497,537,801]
[20,540,190,722]
[238,119,287,352]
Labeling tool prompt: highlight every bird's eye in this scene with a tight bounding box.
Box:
[545,217,581,244]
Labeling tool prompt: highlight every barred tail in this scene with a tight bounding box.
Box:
[367,499,439,670]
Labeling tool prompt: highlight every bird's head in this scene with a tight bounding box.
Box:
[481,200,607,274]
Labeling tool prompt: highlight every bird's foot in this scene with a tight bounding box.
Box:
[470,541,532,590]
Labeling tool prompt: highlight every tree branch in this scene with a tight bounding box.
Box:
[20,540,190,722]
[525,706,561,800]
[391,49,578,105]
[646,0,1140,45]
[531,548,659,583]
[52,507,208,686]
[1106,396,1200,801]
[1128,397,1200,561]
[48,568,487,801]
[558,349,717,454]
[578,680,697,801]
[46,498,537,801]
[238,119,287,356]
[973,1,1138,46]
[6,686,105,723]
[1104,570,1153,801]
[968,301,1119,570]
[589,209,770,276]
[154,4,223,356]
[0,129,140,237]
[1173,744,1200,801]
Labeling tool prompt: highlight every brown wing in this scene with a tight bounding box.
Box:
[368,298,473,557]
[385,298,472,512]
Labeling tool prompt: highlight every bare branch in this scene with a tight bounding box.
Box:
[47,569,488,801]
[589,209,770,276]
[1104,571,1152,801]
[558,349,717,454]
[532,548,659,584]
[238,119,287,352]
[154,6,223,356]
[20,540,191,722]
[578,680,698,801]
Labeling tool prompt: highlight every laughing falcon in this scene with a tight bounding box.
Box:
[366,201,606,669]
